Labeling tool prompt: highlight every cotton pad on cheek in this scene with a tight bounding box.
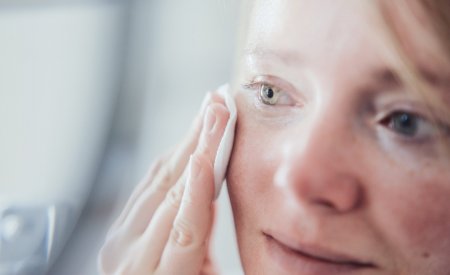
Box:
[213,83,237,199]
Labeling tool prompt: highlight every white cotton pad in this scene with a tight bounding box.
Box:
[213,83,237,199]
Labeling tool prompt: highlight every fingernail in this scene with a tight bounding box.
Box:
[203,106,217,133]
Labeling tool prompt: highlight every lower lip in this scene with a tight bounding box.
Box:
[265,234,371,275]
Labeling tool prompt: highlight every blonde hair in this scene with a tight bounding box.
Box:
[420,0,450,55]
[373,0,450,152]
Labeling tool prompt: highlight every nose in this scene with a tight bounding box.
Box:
[274,116,363,214]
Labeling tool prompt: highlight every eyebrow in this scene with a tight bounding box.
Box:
[418,67,450,89]
[372,66,449,91]
[372,69,401,89]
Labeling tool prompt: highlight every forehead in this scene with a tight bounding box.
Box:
[245,1,376,60]
[243,0,448,81]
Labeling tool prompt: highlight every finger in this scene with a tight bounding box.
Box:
[159,92,225,197]
[159,91,225,192]
[112,91,210,230]
[155,153,215,275]
[117,91,227,231]
[158,104,229,275]
[117,93,213,233]
[138,103,230,268]
[135,174,186,270]
[200,255,219,275]
[122,101,229,234]
[108,154,166,234]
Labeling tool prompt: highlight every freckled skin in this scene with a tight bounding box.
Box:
[226,1,450,275]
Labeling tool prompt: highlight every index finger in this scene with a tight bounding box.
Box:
[155,103,230,275]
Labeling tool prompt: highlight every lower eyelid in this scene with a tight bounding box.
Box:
[277,93,298,106]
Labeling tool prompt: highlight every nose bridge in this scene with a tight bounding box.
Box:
[276,102,362,213]
[286,99,352,164]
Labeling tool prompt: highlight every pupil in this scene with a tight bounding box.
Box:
[394,113,417,136]
[266,87,274,98]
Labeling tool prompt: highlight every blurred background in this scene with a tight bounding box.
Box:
[0,0,241,274]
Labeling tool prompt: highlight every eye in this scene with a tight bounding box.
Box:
[260,84,281,105]
[380,111,436,139]
[241,77,300,108]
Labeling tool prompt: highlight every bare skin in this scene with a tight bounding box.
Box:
[227,0,450,275]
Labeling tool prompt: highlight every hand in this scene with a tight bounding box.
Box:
[98,90,230,275]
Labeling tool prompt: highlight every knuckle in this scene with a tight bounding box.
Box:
[163,163,177,185]
[171,218,196,247]
[193,152,212,174]
[137,156,167,193]
[165,184,184,210]
[144,156,166,183]
[150,156,165,175]
[197,141,212,156]
[152,180,171,196]
[152,165,174,194]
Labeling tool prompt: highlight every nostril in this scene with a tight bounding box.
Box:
[313,198,336,210]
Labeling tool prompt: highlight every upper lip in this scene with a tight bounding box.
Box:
[265,230,376,268]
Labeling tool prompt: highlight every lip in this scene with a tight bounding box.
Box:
[264,231,376,274]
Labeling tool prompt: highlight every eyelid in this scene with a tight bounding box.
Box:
[374,101,433,124]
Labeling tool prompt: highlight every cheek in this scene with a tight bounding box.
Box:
[227,110,278,222]
[371,166,450,268]
[226,95,293,237]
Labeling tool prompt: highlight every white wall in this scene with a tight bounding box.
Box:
[0,1,127,274]
[0,0,125,209]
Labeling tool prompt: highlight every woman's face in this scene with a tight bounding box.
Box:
[226,1,450,274]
